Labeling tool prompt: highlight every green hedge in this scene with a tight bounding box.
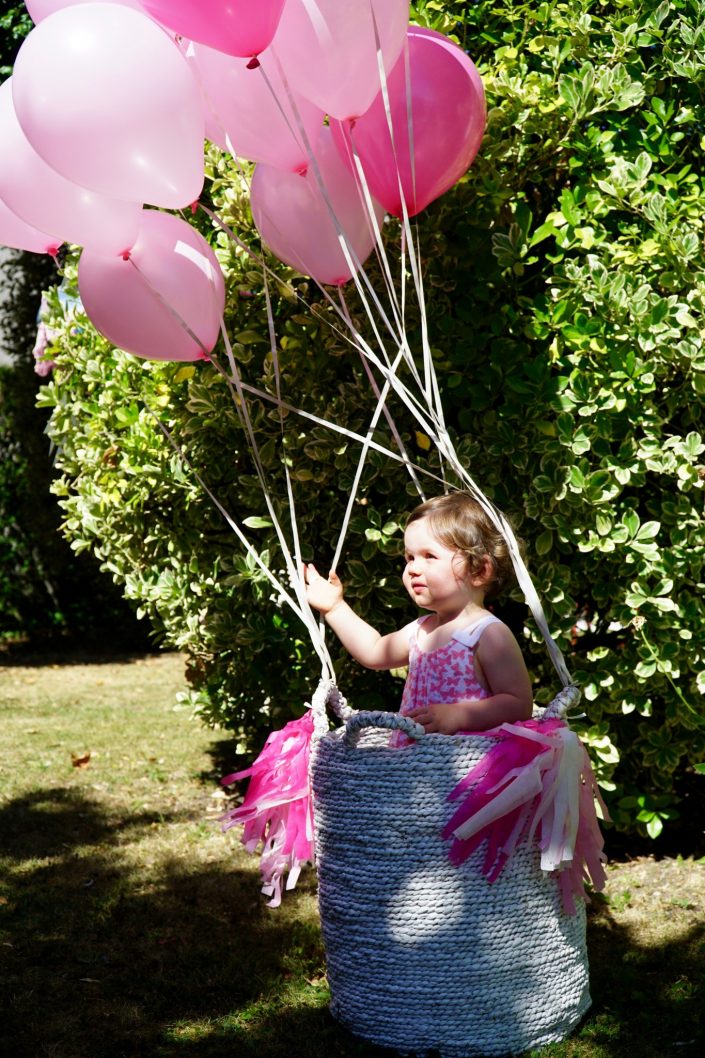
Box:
[40,0,705,837]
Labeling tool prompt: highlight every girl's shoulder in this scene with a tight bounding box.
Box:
[452,612,504,649]
[407,615,431,641]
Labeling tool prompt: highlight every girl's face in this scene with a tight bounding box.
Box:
[402,517,479,616]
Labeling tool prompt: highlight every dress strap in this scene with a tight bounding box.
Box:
[452,614,502,649]
[407,616,429,645]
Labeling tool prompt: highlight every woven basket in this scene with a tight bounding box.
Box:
[310,682,591,1058]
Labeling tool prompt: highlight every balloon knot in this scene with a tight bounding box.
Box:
[47,245,61,259]
[121,250,132,262]
[298,165,308,177]
[246,56,260,70]
[198,351,211,362]
[189,200,199,214]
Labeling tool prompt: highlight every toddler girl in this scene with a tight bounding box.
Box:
[305,492,532,734]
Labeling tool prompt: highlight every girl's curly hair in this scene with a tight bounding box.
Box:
[406,492,521,601]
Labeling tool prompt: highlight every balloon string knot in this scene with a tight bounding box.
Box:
[246,56,261,70]
[121,250,132,262]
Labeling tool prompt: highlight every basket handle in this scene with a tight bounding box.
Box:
[310,678,356,736]
[343,685,581,745]
[312,679,580,742]
[344,710,426,747]
[540,683,581,720]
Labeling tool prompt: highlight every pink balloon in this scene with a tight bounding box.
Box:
[26,0,145,21]
[331,27,486,218]
[185,41,323,171]
[141,1,286,58]
[0,80,141,255]
[77,211,225,361]
[0,195,59,254]
[12,4,204,209]
[271,0,409,120]
[250,126,384,286]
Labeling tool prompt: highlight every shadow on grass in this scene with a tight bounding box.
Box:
[0,639,166,668]
[197,736,245,788]
[0,786,347,1058]
[0,787,702,1058]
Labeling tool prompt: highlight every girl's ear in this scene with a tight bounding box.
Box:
[468,555,494,588]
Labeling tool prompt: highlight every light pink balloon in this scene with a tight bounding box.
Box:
[13,4,204,209]
[78,211,225,361]
[250,126,384,286]
[185,41,323,171]
[26,0,145,22]
[0,195,59,254]
[142,1,286,57]
[271,0,409,120]
[0,80,141,255]
[331,27,486,218]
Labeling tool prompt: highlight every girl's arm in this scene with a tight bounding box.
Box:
[304,564,410,670]
[408,622,533,734]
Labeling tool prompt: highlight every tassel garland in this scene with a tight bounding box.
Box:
[221,710,315,908]
[443,718,608,913]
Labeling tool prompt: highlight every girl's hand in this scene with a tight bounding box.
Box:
[406,702,475,735]
[304,563,344,615]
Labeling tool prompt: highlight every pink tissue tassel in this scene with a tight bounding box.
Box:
[443,718,609,914]
[221,710,315,908]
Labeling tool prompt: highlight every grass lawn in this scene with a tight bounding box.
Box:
[0,650,703,1058]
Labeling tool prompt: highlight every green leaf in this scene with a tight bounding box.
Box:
[235,330,267,345]
[536,530,553,555]
[529,221,557,248]
[242,516,273,529]
[646,816,664,840]
[560,188,581,227]
[635,521,660,541]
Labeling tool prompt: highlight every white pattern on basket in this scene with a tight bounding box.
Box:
[310,680,590,1058]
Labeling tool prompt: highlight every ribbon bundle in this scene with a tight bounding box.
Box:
[221,710,315,908]
[444,719,608,913]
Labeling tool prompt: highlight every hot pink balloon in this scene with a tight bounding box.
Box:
[26,0,145,21]
[0,80,141,255]
[12,4,204,209]
[185,41,323,171]
[271,0,409,120]
[0,195,59,254]
[250,126,385,286]
[141,1,286,57]
[331,27,486,217]
[77,211,225,361]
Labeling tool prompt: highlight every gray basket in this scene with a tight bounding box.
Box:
[310,682,590,1057]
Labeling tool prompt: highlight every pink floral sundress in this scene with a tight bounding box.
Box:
[390,614,502,745]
